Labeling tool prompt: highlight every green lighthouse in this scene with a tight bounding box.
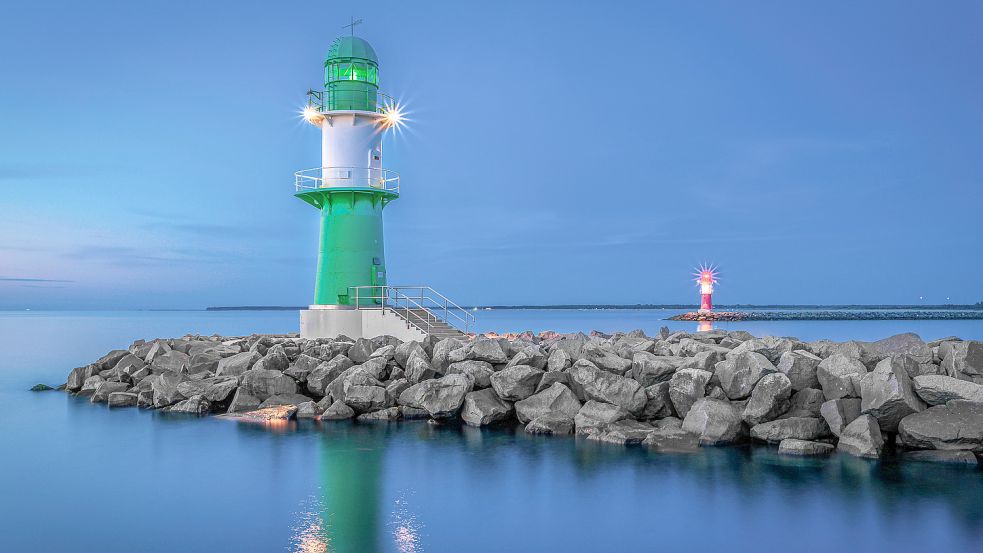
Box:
[296,29,473,340]
[296,35,398,308]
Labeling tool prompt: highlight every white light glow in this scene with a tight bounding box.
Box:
[301,105,325,126]
[380,101,406,132]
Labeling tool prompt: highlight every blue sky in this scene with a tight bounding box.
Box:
[1,0,981,309]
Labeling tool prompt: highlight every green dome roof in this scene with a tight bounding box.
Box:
[326,36,378,64]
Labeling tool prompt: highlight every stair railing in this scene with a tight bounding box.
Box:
[349,285,475,335]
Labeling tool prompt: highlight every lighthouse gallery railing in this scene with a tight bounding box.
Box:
[306,89,397,113]
[349,285,475,336]
[295,167,400,194]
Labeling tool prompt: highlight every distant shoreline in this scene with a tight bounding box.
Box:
[205,304,983,312]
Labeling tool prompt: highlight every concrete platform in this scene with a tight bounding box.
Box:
[300,307,427,341]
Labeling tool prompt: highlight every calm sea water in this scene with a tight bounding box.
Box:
[2,310,982,552]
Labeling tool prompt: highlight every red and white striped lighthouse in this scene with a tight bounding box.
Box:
[694,264,719,313]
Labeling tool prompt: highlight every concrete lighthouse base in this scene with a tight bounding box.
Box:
[300,307,427,341]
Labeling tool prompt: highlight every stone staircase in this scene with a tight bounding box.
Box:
[391,307,467,339]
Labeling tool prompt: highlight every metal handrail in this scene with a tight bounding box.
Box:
[348,285,475,336]
[294,166,400,194]
[306,88,397,114]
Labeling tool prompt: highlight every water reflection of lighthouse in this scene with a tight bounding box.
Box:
[291,425,422,553]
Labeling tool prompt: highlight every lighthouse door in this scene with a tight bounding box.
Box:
[370,264,386,305]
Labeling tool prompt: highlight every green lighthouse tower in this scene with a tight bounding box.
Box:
[296,35,398,309]
[296,29,473,340]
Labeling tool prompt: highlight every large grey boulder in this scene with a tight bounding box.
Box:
[90,381,130,403]
[837,414,884,458]
[630,352,682,386]
[550,334,587,361]
[240,369,298,401]
[283,354,322,383]
[398,374,473,419]
[913,374,983,405]
[468,337,508,364]
[369,344,396,364]
[897,400,983,453]
[871,333,933,365]
[581,343,632,375]
[405,353,437,384]
[860,356,926,432]
[78,375,105,396]
[347,338,375,364]
[681,398,746,445]
[461,388,513,426]
[66,364,98,393]
[108,392,139,408]
[168,395,211,415]
[95,349,130,370]
[112,353,146,376]
[151,350,191,373]
[215,351,261,377]
[574,400,629,434]
[743,373,792,425]
[386,378,411,400]
[750,417,827,444]
[342,385,392,413]
[394,341,428,369]
[514,383,582,423]
[294,401,321,419]
[151,371,188,408]
[358,357,390,381]
[820,398,862,437]
[340,367,385,394]
[525,413,575,435]
[941,341,983,384]
[678,350,726,372]
[668,369,711,418]
[201,376,239,403]
[785,388,825,418]
[187,352,221,375]
[831,340,884,370]
[227,389,261,413]
[816,354,867,400]
[778,439,835,456]
[639,382,675,420]
[546,348,573,372]
[490,365,544,401]
[507,346,548,370]
[319,399,355,420]
[447,360,494,389]
[715,352,776,400]
[431,337,465,373]
[307,355,354,396]
[324,367,361,404]
[567,360,647,414]
[535,371,573,394]
[776,350,822,391]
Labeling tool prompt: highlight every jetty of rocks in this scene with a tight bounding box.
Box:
[62,329,983,464]
[670,310,983,321]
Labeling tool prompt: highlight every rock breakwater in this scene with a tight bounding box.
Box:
[60,329,983,464]
[670,310,983,321]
